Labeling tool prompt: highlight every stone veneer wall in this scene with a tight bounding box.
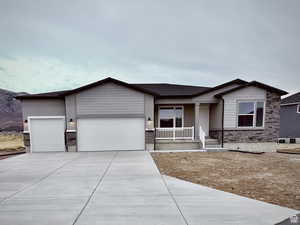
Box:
[209,91,281,143]
[145,130,155,144]
[145,130,155,151]
[23,133,30,147]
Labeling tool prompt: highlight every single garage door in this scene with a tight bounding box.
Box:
[77,118,145,151]
[29,117,65,152]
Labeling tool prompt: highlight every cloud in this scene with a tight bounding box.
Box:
[0,0,299,94]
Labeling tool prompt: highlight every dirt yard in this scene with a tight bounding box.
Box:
[0,133,25,159]
[151,152,300,210]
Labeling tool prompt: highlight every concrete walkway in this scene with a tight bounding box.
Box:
[0,151,297,225]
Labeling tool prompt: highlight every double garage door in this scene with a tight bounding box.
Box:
[29,117,144,152]
[77,118,145,151]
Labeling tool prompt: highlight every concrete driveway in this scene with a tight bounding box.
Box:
[0,151,297,225]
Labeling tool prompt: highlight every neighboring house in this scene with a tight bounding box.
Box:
[280,92,300,143]
[15,77,287,152]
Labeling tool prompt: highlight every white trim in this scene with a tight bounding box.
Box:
[66,129,77,132]
[158,105,184,128]
[199,126,206,149]
[145,128,155,131]
[297,104,300,114]
[28,116,66,119]
[236,100,265,129]
[155,126,194,140]
[28,116,66,153]
[281,102,300,106]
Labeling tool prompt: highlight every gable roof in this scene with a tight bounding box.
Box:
[15,77,288,100]
[15,77,158,99]
[215,81,288,97]
[15,90,69,99]
[191,78,248,97]
[281,92,300,105]
[15,78,245,99]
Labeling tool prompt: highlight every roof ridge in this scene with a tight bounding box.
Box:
[132,83,210,88]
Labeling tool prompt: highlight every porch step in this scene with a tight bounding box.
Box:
[205,138,220,145]
[206,144,223,149]
[155,140,200,150]
[205,148,227,152]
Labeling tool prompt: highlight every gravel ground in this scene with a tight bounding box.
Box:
[151,151,300,210]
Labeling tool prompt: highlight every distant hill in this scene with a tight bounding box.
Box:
[0,88,26,132]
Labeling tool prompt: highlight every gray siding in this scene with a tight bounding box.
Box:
[184,104,195,127]
[192,84,241,103]
[222,86,266,128]
[75,82,145,115]
[211,91,281,143]
[280,104,300,138]
[22,99,65,131]
[209,101,223,130]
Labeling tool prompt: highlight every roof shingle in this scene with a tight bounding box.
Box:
[281,92,300,105]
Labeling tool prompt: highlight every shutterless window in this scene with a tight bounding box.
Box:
[237,101,264,128]
[159,106,183,128]
[297,105,300,113]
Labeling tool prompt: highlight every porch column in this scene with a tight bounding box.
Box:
[194,102,200,140]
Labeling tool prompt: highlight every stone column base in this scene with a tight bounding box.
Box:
[66,131,77,152]
[23,132,31,152]
[145,130,155,151]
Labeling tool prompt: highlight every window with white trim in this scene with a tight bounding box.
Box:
[159,106,183,128]
[297,105,300,114]
[237,101,265,128]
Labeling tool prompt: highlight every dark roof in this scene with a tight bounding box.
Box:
[15,77,158,99]
[15,90,69,99]
[15,77,288,100]
[131,83,210,97]
[281,92,300,105]
[192,79,248,97]
[215,81,288,97]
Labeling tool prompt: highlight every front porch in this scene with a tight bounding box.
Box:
[153,103,222,150]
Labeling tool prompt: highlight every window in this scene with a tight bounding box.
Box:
[297,105,300,114]
[237,101,264,128]
[159,106,183,128]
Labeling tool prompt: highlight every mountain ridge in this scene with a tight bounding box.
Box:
[0,88,26,132]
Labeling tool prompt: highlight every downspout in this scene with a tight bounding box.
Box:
[221,97,225,148]
[63,97,68,152]
[153,97,156,151]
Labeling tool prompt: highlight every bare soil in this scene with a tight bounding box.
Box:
[151,152,300,210]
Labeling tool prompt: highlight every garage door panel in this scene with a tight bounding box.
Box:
[77,118,144,151]
[30,118,65,152]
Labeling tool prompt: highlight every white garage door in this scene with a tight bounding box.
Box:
[29,117,65,152]
[77,118,145,151]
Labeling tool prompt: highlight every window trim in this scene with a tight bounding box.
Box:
[236,100,265,128]
[158,106,184,128]
[297,104,300,114]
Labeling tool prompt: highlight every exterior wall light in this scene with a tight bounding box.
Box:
[146,117,154,130]
[23,119,28,131]
[68,118,75,129]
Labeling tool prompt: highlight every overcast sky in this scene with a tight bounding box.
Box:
[0,0,299,95]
